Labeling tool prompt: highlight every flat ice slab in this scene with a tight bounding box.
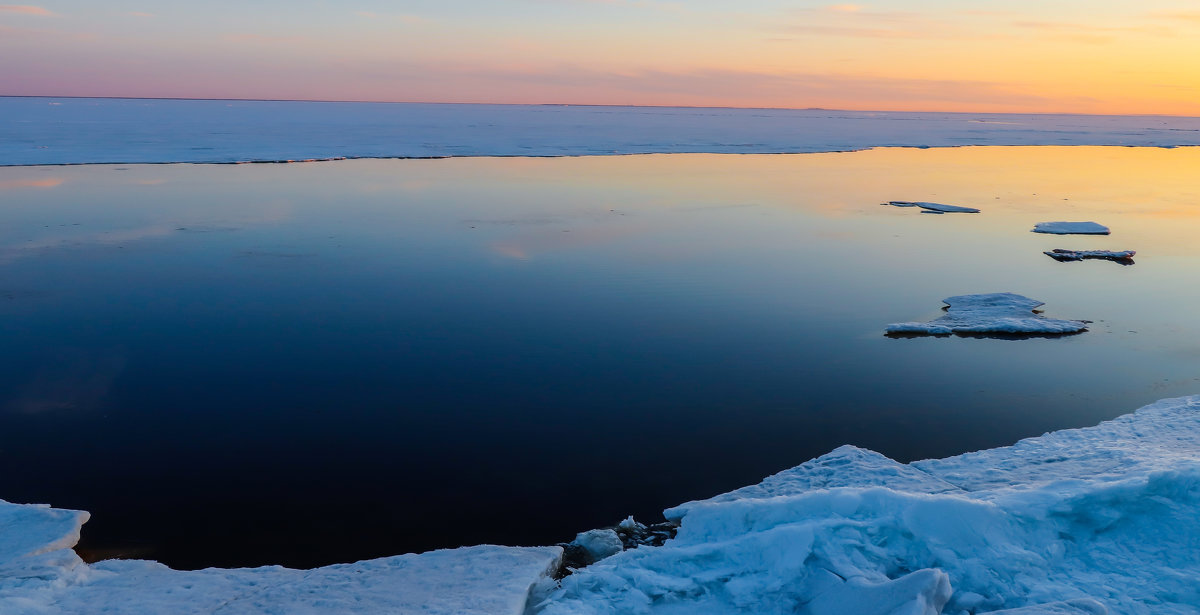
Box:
[886,201,981,213]
[1044,249,1135,263]
[540,395,1200,615]
[1032,221,1111,235]
[4,98,1200,165]
[885,292,1088,336]
[0,507,561,615]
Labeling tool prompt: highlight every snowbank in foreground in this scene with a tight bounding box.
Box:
[4,396,1199,614]
[885,292,1088,336]
[541,395,1200,615]
[3,98,1200,165]
[0,504,560,615]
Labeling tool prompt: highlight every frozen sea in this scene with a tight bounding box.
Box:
[3,96,1200,165]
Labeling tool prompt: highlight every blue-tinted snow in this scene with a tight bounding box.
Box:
[5,396,1198,614]
[542,395,1200,615]
[2,97,1199,166]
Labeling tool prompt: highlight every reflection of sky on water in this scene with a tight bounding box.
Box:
[1,147,1199,569]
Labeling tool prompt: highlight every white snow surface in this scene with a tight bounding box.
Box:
[885,292,1088,336]
[887,201,981,213]
[0,503,561,615]
[3,98,1200,165]
[540,395,1200,615]
[1032,222,1111,235]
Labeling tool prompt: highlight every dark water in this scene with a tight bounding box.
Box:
[2,147,1199,569]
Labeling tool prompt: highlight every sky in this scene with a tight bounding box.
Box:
[1,1,1199,115]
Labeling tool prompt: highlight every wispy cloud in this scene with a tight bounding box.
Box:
[0,4,54,16]
[0,177,65,189]
[1012,20,1174,43]
[1146,11,1200,23]
[353,10,427,25]
[223,32,311,45]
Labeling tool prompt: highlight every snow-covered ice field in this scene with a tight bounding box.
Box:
[4,395,1199,614]
[2,97,1200,165]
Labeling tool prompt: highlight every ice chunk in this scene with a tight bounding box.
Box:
[886,201,981,213]
[1044,249,1135,264]
[885,292,1088,336]
[571,529,624,563]
[1032,222,1110,235]
[617,516,644,532]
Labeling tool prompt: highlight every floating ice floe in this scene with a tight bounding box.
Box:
[885,292,1088,336]
[1044,249,1135,264]
[1031,222,1110,235]
[539,395,1200,615]
[885,201,981,214]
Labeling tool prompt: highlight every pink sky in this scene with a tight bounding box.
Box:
[2,1,1199,115]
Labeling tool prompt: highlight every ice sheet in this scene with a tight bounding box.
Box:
[3,98,1200,165]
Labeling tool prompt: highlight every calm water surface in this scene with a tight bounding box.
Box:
[2,147,1199,568]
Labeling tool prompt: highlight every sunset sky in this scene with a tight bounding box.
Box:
[2,1,1199,115]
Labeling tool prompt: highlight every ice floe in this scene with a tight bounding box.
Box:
[885,292,1088,336]
[4,98,1200,165]
[886,201,981,213]
[538,395,1200,615]
[1044,249,1135,264]
[1031,222,1111,235]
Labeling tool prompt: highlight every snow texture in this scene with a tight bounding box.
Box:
[539,395,1200,615]
[0,507,561,615]
[886,201,981,213]
[885,292,1088,336]
[3,98,1200,166]
[1043,249,1135,263]
[6,397,1200,613]
[1031,222,1111,235]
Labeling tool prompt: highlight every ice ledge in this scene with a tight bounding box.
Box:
[540,395,1200,615]
[0,505,561,615]
[6,396,1200,614]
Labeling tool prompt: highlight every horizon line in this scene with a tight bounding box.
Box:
[2,94,1197,120]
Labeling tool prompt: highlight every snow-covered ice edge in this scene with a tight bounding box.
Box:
[4,98,1200,166]
[543,395,1200,614]
[5,396,1200,614]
